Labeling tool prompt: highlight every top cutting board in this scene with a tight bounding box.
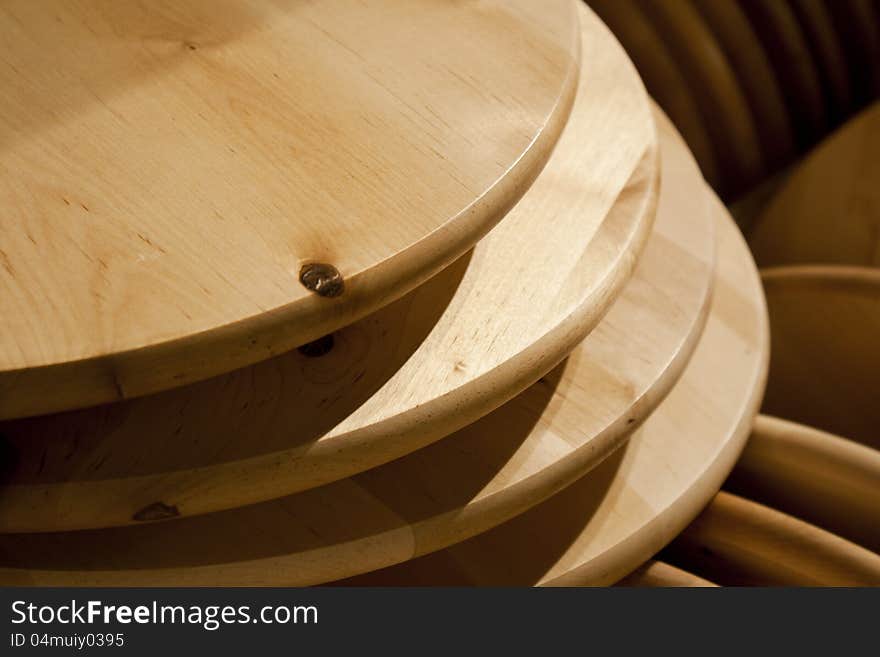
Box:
[0,0,581,419]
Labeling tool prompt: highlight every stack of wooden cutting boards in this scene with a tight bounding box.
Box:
[0,0,873,587]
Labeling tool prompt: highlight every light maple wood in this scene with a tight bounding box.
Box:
[336,192,770,587]
[587,0,721,190]
[0,5,658,532]
[665,491,880,586]
[739,0,827,143]
[0,0,581,420]
[761,266,880,448]
[690,0,794,169]
[637,0,765,193]
[0,105,718,586]
[615,561,717,588]
[750,104,880,267]
[727,415,880,552]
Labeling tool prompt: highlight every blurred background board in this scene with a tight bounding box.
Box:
[665,491,880,586]
[728,415,880,552]
[750,104,880,267]
[761,266,880,448]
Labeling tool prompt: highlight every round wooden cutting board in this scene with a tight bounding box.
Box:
[0,4,657,532]
[339,191,768,587]
[0,105,719,585]
[0,0,581,420]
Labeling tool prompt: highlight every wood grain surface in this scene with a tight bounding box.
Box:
[637,0,765,193]
[665,491,880,586]
[337,190,769,587]
[691,0,795,170]
[0,4,657,532]
[728,415,880,552]
[761,266,880,447]
[0,0,581,419]
[0,104,718,585]
[615,560,717,588]
[750,103,880,267]
[587,0,722,191]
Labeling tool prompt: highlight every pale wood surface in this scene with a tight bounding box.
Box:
[761,266,880,448]
[587,0,721,191]
[739,0,827,142]
[338,191,769,587]
[0,0,581,420]
[615,560,717,588]
[728,415,880,552]
[691,0,794,169]
[0,105,718,585]
[0,5,658,532]
[665,491,880,586]
[750,104,880,267]
[637,0,765,192]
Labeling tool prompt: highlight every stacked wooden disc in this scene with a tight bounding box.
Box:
[587,0,880,203]
[0,1,777,587]
[657,102,880,587]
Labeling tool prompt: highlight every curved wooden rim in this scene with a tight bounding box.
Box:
[761,264,880,448]
[761,264,880,284]
[666,491,880,586]
[615,560,718,588]
[729,414,880,552]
